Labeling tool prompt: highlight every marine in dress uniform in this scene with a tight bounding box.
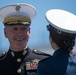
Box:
[0,3,50,75]
[37,9,76,75]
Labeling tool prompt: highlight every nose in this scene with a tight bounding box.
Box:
[17,29,23,36]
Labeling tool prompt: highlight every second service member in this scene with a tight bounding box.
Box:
[37,9,76,75]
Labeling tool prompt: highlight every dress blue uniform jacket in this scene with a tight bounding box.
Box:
[0,47,50,75]
[37,48,69,75]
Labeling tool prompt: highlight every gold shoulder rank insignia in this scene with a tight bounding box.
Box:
[32,49,51,56]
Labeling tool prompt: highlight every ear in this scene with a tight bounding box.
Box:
[49,36,53,43]
[29,27,30,33]
[49,36,55,48]
[28,27,31,37]
[4,28,8,38]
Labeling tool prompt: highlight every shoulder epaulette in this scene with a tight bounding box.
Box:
[0,52,7,60]
[32,49,51,56]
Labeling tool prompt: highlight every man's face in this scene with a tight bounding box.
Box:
[4,25,30,51]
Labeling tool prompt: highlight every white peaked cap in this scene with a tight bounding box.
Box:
[0,3,36,24]
[45,9,76,34]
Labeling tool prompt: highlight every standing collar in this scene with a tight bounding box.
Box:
[53,48,69,57]
[8,47,29,57]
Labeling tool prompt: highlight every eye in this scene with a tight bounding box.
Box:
[11,27,18,32]
[21,26,29,31]
[22,27,27,30]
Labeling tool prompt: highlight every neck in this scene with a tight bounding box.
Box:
[52,42,60,51]
[9,46,28,52]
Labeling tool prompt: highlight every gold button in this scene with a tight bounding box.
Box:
[17,69,21,73]
[17,58,21,62]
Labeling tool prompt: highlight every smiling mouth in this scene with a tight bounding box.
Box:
[15,38,25,41]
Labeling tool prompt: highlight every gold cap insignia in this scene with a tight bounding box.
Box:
[15,5,21,11]
[3,15,31,25]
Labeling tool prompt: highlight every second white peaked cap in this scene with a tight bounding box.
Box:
[45,9,76,34]
[0,3,36,24]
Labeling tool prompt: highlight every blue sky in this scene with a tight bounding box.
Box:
[0,0,76,52]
